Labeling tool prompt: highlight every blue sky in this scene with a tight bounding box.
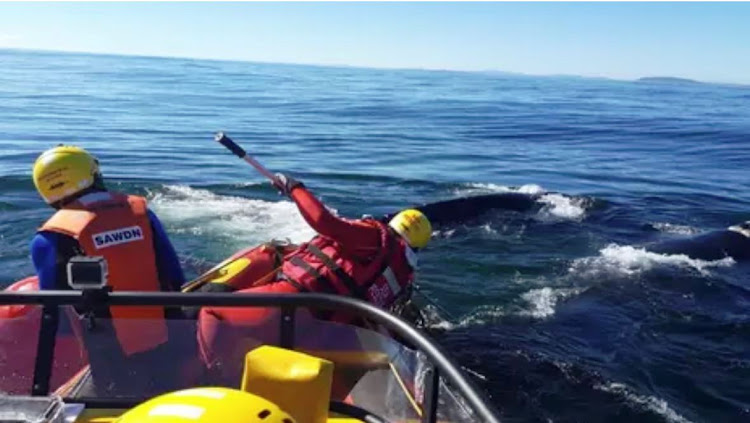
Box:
[1,2,749,84]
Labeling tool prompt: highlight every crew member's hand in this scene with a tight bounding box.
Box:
[273,173,303,196]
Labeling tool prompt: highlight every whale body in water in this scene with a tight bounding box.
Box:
[382,192,541,226]
[384,192,748,262]
[647,222,750,262]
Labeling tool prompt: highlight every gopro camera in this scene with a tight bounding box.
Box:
[66,256,108,290]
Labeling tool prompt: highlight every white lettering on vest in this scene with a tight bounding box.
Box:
[92,226,144,249]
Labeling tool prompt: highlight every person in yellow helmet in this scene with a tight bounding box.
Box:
[269,173,431,312]
[194,174,431,388]
[30,145,193,395]
[199,173,431,327]
[30,145,185,293]
[116,387,295,423]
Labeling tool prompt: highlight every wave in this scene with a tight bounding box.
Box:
[568,244,736,278]
[536,193,589,222]
[0,201,22,212]
[425,286,583,330]
[594,382,693,423]
[519,287,585,319]
[453,182,546,196]
[454,182,590,222]
[647,222,701,235]
[0,175,34,192]
[147,185,317,248]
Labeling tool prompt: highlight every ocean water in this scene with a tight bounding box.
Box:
[1,49,749,422]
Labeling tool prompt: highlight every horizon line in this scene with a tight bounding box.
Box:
[2,46,744,88]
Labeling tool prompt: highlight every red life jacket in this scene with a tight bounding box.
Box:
[280,219,414,314]
[39,192,168,357]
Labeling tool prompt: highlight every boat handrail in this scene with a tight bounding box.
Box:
[0,290,501,423]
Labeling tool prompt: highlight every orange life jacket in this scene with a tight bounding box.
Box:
[39,192,168,357]
[280,219,414,316]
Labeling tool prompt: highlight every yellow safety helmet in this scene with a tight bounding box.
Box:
[389,208,432,249]
[32,145,101,205]
[115,387,296,423]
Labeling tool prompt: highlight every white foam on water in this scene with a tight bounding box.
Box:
[536,193,588,222]
[480,223,497,234]
[516,184,546,195]
[421,304,506,330]
[149,185,317,248]
[454,182,512,195]
[418,304,458,331]
[455,306,508,328]
[435,228,456,238]
[455,182,545,196]
[457,183,589,222]
[651,222,700,235]
[519,287,584,319]
[568,244,735,278]
[235,181,265,188]
[595,382,693,423]
[435,286,583,329]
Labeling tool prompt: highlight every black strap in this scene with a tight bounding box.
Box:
[196,282,236,293]
[32,305,60,395]
[264,240,290,269]
[279,270,335,321]
[272,246,284,269]
[278,272,309,292]
[289,256,339,294]
[307,244,368,300]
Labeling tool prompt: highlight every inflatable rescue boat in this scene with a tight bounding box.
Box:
[0,243,500,422]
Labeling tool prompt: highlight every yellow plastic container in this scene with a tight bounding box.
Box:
[241,346,334,423]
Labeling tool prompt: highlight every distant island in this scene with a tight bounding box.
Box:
[636,76,703,85]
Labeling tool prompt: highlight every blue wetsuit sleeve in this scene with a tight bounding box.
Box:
[147,209,185,291]
[30,232,62,290]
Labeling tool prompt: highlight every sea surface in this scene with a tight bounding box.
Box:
[1,49,749,422]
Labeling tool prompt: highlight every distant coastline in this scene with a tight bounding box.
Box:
[636,76,703,85]
[1,47,747,87]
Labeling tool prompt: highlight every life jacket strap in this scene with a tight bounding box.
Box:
[284,256,338,295]
[306,244,368,300]
[279,264,336,321]
[278,272,309,292]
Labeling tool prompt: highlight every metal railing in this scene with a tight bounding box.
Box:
[0,290,501,423]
